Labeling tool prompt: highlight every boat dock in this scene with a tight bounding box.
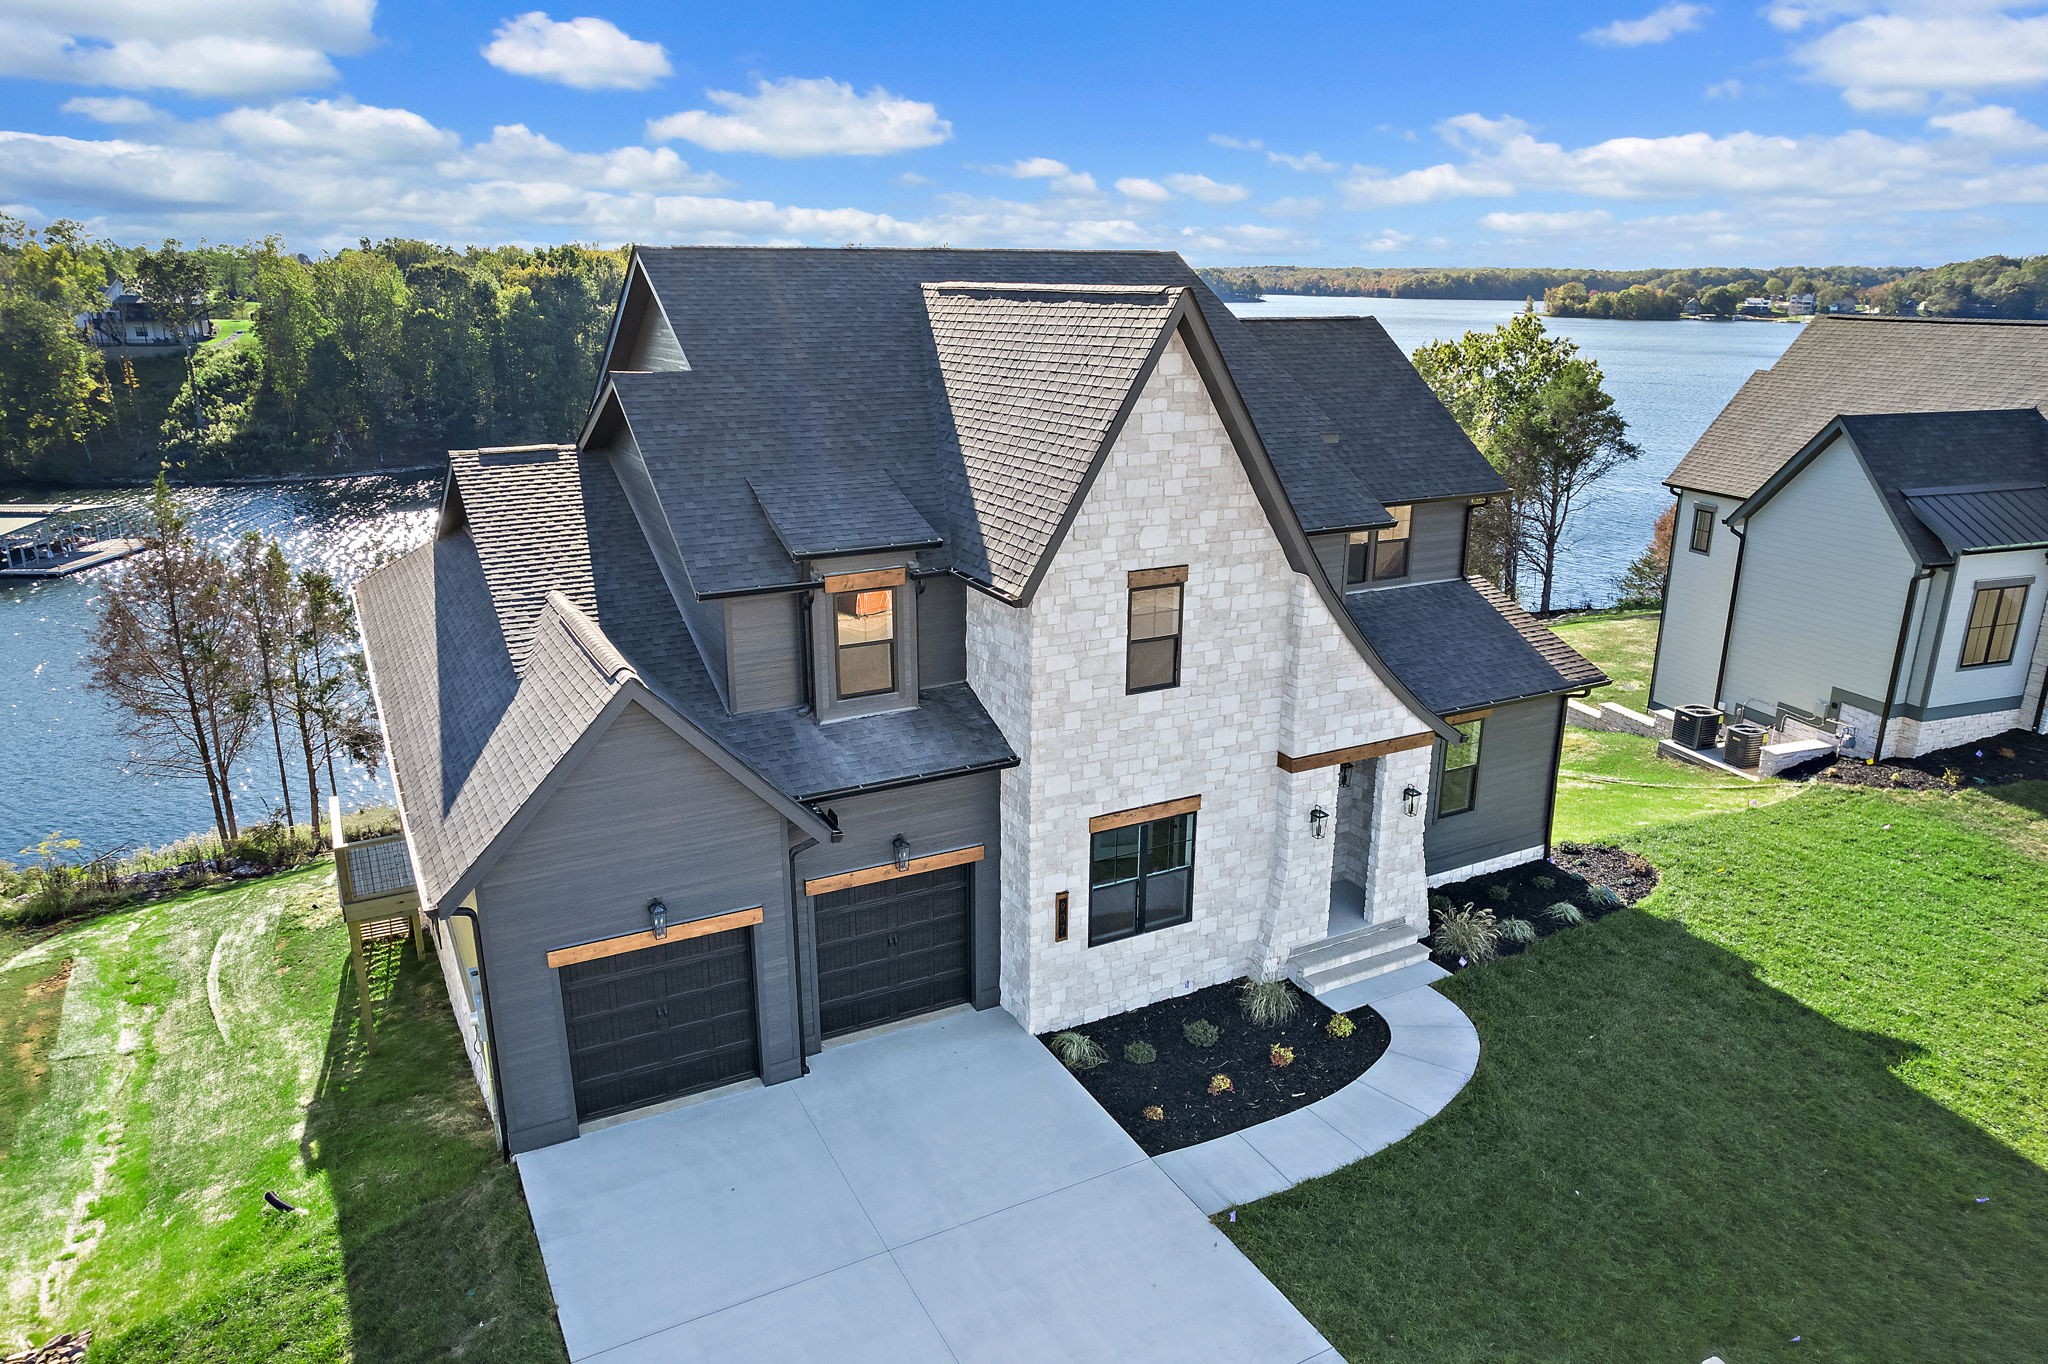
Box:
[0,504,144,579]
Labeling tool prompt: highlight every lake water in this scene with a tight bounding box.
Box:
[2,297,1798,856]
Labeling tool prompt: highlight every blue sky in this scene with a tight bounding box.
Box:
[2,1,2045,265]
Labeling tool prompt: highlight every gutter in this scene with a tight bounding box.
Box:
[1877,565,1938,759]
[803,754,1021,804]
[443,903,510,1161]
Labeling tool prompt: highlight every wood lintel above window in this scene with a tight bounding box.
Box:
[1275,731,1435,773]
[821,566,906,595]
[1127,564,1189,590]
[1088,794,1201,834]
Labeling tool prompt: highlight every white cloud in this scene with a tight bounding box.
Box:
[1479,209,1615,235]
[648,76,950,156]
[482,12,671,91]
[445,123,727,191]
[1345,161,1515,206]
[892,171,932,187]
[1929,103,2048,148]
[1114,176,1172,202]
[1267,149,1339,172]
[1584,3,1710,46]
[1793,7,2048,110]
[988,156,1071,178]
[62,95,157,123]
[1363,229,1415,252]
[1208,134,1262,150]
[0,2,374,98]
[220,98,456,161]
[1163,172,1249,203]
[1262,196,1325,217]
[1705,78,1743,99]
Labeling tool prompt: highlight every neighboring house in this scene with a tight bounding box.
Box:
[355,248,1604,1154]
[1782,293,1816,316]
[1652,316,2048,759]
[74,279,213,347]
[1739,297,1776,318]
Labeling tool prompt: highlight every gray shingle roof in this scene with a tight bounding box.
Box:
[1345,576,1607,715]
[1670,316,2048,499]
[446,444,589,669]
[621,248,1396,597]
[748,468,940,560]
[1240,315,1506,504]
[1833,408,2048,564]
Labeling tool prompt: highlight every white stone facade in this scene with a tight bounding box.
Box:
[965,330,1436,1034]
[1427,844,1548,889]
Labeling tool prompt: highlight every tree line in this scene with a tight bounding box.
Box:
[87,478,377,852]
[1,216,625,484]
[1197,262,1910,303]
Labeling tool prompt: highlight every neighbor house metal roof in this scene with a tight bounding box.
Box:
[1345,576,1608,715]
[1668,316,2048,499]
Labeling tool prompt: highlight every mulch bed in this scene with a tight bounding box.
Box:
[1039,978,1390,1156]
[1426,847,1652,972]
[1813,727,2048,792]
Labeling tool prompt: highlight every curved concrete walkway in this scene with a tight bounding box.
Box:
[1153,961,1479,1214]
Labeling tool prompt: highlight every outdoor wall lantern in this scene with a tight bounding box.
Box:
[1402,785,1423,817]
[891,835,911,871]
[1308,806,1329,839]
[647,898,670,940]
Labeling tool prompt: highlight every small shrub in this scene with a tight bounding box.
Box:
[1183,1018,1221,1047]
[1485,883,1512,904]
[1997,745,2017,760]
[1141,1104,1165,1121]
[1498,916,1537,946]
[1624,852,1655,877]
[1428,892,1453,916]
[1532,874,1556,891]
[1433,903,1500,963]
[1123,1040,1158,1065]
[1207,1073,1234,1096]
[1325,1012,1355,1039]
[1588,886,1625,911]
[1941,767,1965,789]
[1889,769,1912,786]
[1269,1044,1295,1068]
[1240,975,1301,1027]
[1542,900,1586,927]
[1049,1031,1107,1071]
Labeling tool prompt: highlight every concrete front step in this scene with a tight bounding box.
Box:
[1288,918,1432,997]
[1298,941,1431,996]
[1288,918,1411,974]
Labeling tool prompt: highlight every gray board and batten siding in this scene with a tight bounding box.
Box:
[1310,497,1470,593]
[475,705,797,1154]
[1422,695,1564,878]
[723,569,971,715]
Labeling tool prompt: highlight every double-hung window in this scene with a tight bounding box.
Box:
[834,587,897,698]
[1689,505,1716,555]
[1436,718,1483,816]
[1088,811,1197,945]
[1126,571,1185,693]
[1959,582,2029,668]
[1345,504,1412,586]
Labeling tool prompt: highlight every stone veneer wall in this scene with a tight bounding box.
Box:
[966,331,1435,1034]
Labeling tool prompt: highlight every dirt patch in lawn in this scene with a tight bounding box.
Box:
[1038,978,1390,1156]
[1814,727,2048,792]
[1427,849,1651,972]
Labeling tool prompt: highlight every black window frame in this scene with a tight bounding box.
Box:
[1689,505,1716,555]
[1088,811,1197,946]
[1435,718,1484,817]
[832,585,898,700]
[1958,582,2030,669]
[1126,580,1184,694]
[1344,504,1413,586]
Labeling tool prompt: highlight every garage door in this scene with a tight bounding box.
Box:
[559,927,758,1122]
[815,863,973,1038]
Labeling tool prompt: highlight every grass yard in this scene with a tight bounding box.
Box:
[1227,781,2048,1363]
[0,868,564,1362]
[1549,608,1659,704]
[201,319,252,348]
[1554,727,1796,843]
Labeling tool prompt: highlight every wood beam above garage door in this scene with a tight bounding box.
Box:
[802,845,985,898]
[546,905,764,969]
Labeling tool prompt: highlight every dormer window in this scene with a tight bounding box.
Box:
[834,588,897,698]
[1345,505,1412,586]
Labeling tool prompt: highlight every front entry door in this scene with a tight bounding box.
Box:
[559,927,759,1122]
[814,863,973,1038]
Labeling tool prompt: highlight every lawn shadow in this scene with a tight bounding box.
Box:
[1231,905,2048,1364]
[301,934,566,1364]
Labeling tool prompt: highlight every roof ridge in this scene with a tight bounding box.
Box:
[1817,313,2048,327]
[924,280,1179,296]
[541,590,638,685]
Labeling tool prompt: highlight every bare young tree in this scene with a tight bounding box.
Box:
[285,568,380,842]
[232,534,300,829]
[88,477,256,849]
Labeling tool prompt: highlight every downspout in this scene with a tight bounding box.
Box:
[444,903,509,1161]
[787,833,819,1069]
[1877,566,1937,760]
[2032,551,2048,735]
[1644,486,1684,708]
[1710,514,1748,713]
[1539,690,1583,862]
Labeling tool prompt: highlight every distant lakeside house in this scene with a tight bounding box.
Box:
[74,278,213,348]
[1652,315,2048,760]
[353,246,1603,1154]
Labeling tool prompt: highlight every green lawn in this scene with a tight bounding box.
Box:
[0,869,564,1362]
[1227,782,2048,1362]
[201,319,252,349]
[1549,608,1660,705]
[1554,728,1796,843]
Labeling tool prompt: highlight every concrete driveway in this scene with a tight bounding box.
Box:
[517,1007,1337,1363]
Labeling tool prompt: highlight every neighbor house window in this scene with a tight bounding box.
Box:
[1436,719,1483,816]
[834,587,896,698]
[1959,582,2029,668]
[1345,504,1413,585]
[1088,811,1197,945]
[1689,505,1716,554]
[1126,571,1185,693]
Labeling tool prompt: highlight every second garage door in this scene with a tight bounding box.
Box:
[814,862,973,1038]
